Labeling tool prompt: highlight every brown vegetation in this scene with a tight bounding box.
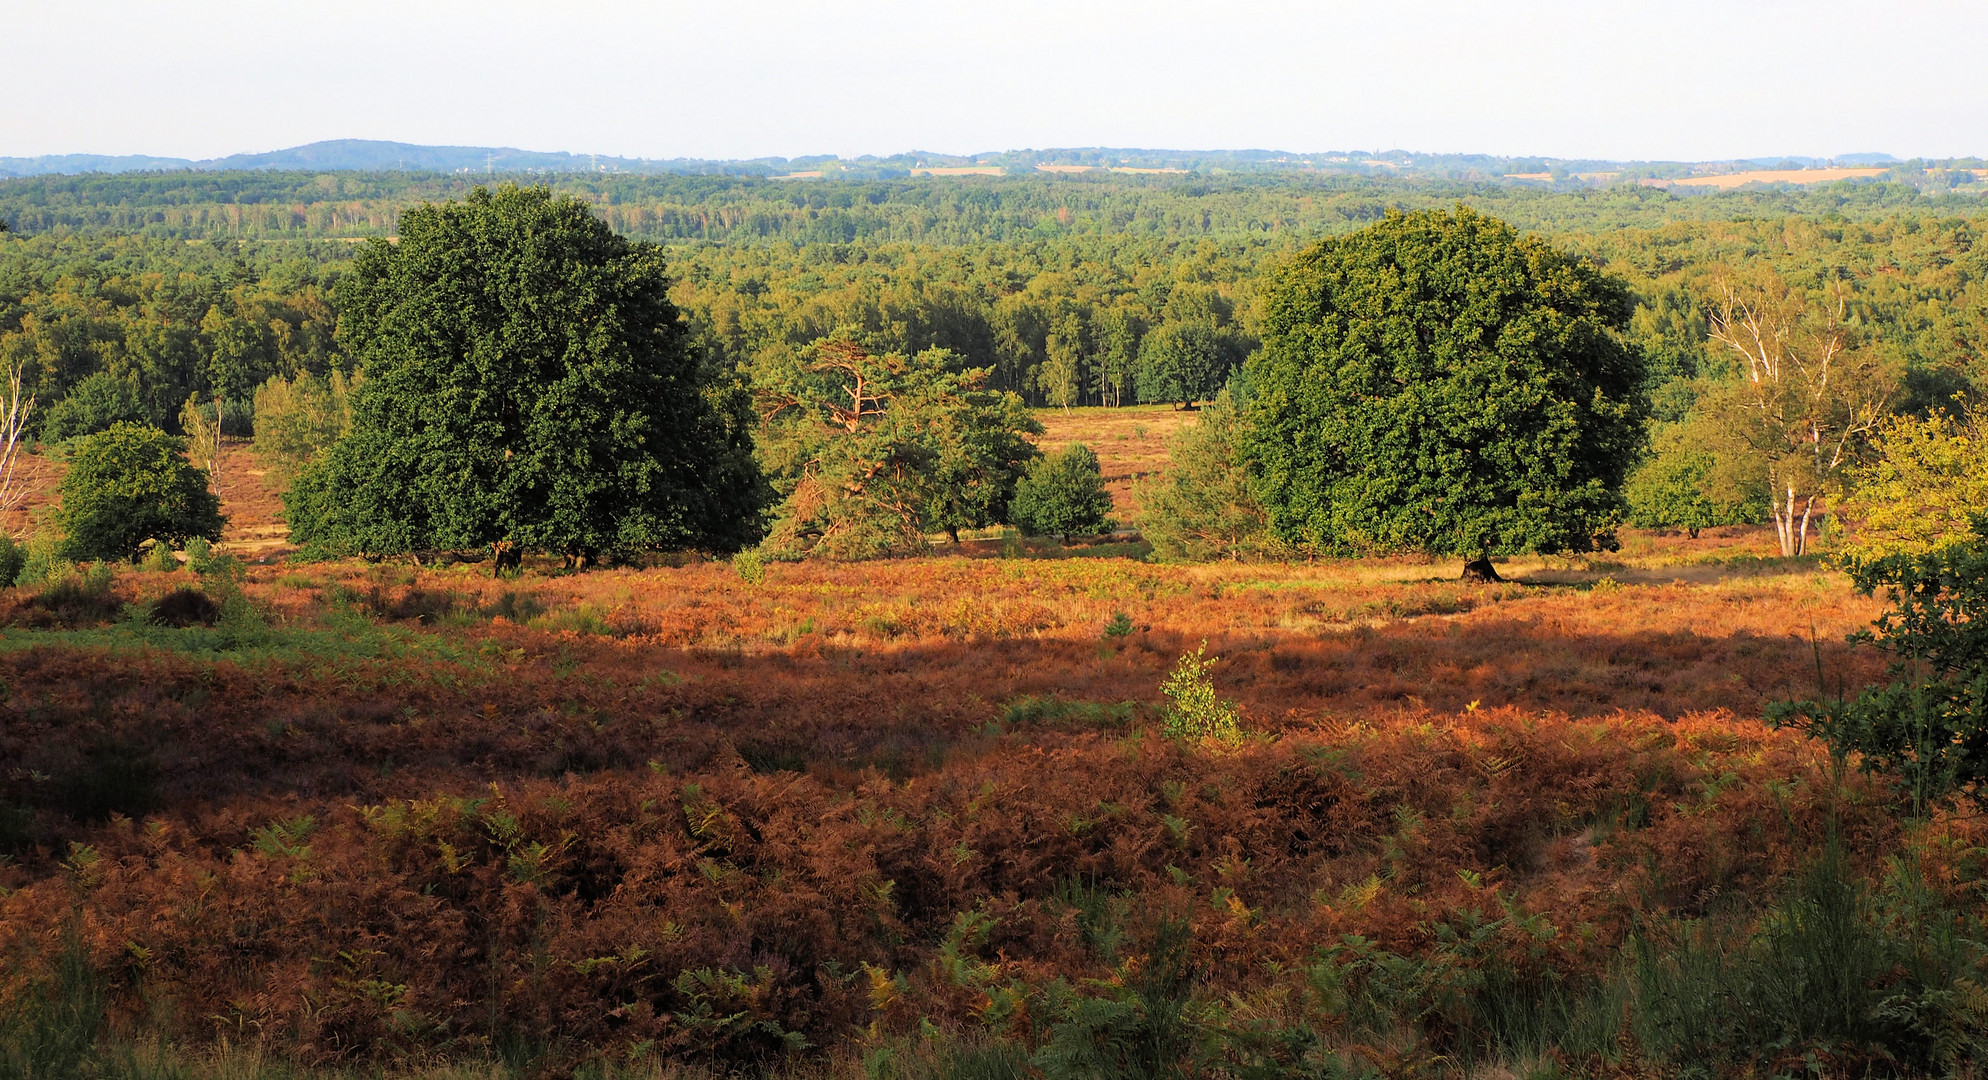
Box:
[0,521,1924,1074]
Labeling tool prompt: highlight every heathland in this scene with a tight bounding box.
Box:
[4,166,1988,1078]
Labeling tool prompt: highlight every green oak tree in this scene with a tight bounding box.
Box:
[286,185,766,566]
[1137,321,1241,409]
[1244,207,1644,580]
[58,421,224,562]
[41,370,145,442]
[1624,421,1764,538]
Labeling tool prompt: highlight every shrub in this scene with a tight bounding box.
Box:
[1624,421,1764,538]
[485,590,547,623]
[1841,407,1988,560]
[14,534,68,588]
[1010,444,1115,538]
[31,563,121,626]
[0,931,106,1080]
[1775,517,1988,815]
[57,422,225,563]
[1630,846,1988,1076]
[183,535,214,572]
[733,548,766,585]
[139,540,179,573]
[1034,918,1200,1079]
[1159,643,1242,746]
[0,535,25,587]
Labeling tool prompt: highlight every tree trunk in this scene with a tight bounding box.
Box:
[1770,480,1806,557]
[1461,555,1501,583]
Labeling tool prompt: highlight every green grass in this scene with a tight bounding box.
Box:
[0,602,495,688]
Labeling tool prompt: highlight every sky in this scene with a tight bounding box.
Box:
[6,0,1984,163]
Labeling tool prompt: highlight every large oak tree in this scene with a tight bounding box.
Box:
[287,186,764,564]
[1244,207,1644,579]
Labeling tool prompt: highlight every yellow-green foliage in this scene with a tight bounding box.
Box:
[252,371,356,483]
[1841,409,1988,560]
[1160,642,1242,746]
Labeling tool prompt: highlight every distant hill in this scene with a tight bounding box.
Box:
[0,138,1964,182]
[0,140,765,179]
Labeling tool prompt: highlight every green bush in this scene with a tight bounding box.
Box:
[14,534,69,588]
[56,423,225,563]
[0,535,25,587]
[1630,846,1987,1076]
[1624,422,1764,537]
[34,563,122,626]
[1034,918,1200,1080]
[140,540,179,573]
[1009,444,1115,538]
[0,930,105,1080]
[1775,517,1988,815]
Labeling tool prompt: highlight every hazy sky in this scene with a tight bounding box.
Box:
[7,0,1983,162]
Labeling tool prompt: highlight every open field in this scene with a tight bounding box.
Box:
[0,515,1952,1077]
[1034,405,1197,522]
[1661,167,1890,189]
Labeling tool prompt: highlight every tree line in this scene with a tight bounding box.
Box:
[3,168,1980,245]
[9,175,1988,568]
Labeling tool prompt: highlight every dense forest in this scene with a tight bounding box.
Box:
[1,169,1985,425]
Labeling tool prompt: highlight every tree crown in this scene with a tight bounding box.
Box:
[59,421,224,562]
[1245,206,1644,558]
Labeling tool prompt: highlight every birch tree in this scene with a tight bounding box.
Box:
[0,360,37,534]
[1704,278,1896,557]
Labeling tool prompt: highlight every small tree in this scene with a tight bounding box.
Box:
[1624,422,1765,538]
[252,371,354,484]
[0,357,39,535]
[1160,643,1242,746]
[757,337,1040,557]
[1245,208,1645,580]
[178,394,223,477]
[58,422,224,562]
[1009,444,1115,538]
[1139,388,1275,561]
[1137,321,1237,409]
